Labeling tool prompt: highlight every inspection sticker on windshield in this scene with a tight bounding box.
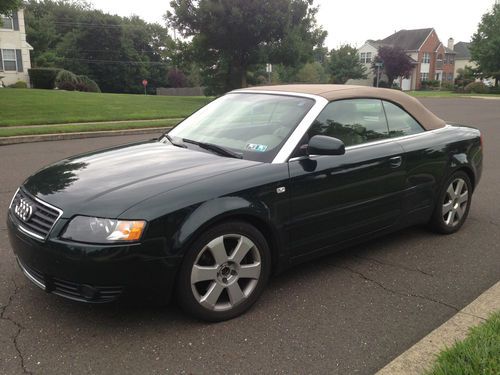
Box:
[246,143,268,152]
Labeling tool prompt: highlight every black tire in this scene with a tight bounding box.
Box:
[429,171,472,234]
[176,221,271,322]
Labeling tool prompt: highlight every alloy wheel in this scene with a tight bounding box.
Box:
[442,177,469,227]
[190,234,261,311]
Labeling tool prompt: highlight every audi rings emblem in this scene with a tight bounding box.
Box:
[14,198,35,222]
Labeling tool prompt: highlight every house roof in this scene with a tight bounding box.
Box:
[454,42,471,59]
[240,84,446,130]
[375,28,434,51]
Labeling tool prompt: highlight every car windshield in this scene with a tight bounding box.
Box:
[166,93,315,162]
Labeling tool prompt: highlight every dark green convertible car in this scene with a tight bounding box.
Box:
[8,85,483,321]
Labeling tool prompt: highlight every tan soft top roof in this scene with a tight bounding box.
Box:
[241,84,445,130]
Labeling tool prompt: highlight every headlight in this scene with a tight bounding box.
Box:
[61,216,146,243]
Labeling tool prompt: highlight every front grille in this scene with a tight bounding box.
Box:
[18,259,123,303]
[10,189,62,240]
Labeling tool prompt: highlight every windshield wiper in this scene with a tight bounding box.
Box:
[165,134,187,148]
[183,139,242,159]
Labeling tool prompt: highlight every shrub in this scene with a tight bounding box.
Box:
[440,82,455,91]
[55,70,79,91]
[75,75,101,93]
[28,68,61,89]
[377,80,389,88]
[464,82,488,94]
[8,81,28,89]
[488,86,500,95]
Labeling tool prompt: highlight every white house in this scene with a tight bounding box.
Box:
[0,9,33,86]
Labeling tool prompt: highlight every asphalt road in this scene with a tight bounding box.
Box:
[1,98,499,375]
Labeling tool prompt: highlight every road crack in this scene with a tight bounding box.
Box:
[353,255,434,277]
[0,278,32,375]
[335,265,486,321]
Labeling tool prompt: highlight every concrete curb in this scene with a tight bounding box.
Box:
[376,280,500,374]
[0,127,172,146]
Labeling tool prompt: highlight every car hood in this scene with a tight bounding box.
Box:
[23,140,260,218]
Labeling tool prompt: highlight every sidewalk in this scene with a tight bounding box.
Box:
[376,280,500,374]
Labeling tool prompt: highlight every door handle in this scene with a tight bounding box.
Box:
[389,156,402,168]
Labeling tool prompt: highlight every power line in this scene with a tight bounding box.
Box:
[60,57,171,65]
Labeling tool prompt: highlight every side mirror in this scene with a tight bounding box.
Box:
[307,135,345,156]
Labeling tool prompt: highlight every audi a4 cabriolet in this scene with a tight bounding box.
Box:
[8,85,483,321]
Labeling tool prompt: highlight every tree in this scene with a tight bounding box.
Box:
[372,46,413,87]
[0,0,21,15]
[470,3,500,87]
[295,62,327,83]
[166,0,326,93]
[23,0,173,93]
[328,44,367,84]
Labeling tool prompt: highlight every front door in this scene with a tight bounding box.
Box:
[286,99,406,259]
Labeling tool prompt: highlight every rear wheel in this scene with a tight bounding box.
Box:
[176,221,271,321]
[429,171,472,234]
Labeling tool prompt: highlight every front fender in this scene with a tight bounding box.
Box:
[174,196,272,247]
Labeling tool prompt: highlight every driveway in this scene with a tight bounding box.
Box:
[1,97,499,374]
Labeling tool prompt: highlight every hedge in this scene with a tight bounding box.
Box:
[28,68,61,89]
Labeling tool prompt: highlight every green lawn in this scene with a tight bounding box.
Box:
[0,119,180,137]
[426,311,500,375]
[0,89,209,126]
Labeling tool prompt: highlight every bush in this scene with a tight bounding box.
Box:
[75,75,101,93]
[8,81,28,89]
[441,82,455,91]
[28,68,61,89]
[55,70,79,91]
[377,80,389,88]
[464,82,488,94]
[488,86,500,95]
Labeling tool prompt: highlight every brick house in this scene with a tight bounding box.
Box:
[0,9,33,87]
[351,28,456,90]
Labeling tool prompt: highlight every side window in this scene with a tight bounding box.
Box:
[382,101,424,137]
[308,99,389,147]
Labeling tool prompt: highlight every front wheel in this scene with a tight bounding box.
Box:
[429,171,472,234]
[176,221,271,322]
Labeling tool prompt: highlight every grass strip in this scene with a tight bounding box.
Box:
[0,119,180,137]
[0,89,209,126]
[425,311,500,375]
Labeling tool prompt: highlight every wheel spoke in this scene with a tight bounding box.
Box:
[445,210,455,225]
[230,236,254,264]
[446,184,456,199]
[191,265,218,284]
[200,282,224,307]
[442,201,453,215]
[227,282,245,305]
[238,263,261,280]
[455,205,465,220]
[458,191,469,204]
[207,236,228,265]
[455,179,465,196]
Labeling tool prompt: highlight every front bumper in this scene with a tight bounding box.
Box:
[7,211,181,304]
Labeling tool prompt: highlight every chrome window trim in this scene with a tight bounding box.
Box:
[344,124,452,151]
[287,124,453,162]
[229,91,330,164]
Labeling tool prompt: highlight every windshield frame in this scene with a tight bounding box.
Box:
[166,91,328,164]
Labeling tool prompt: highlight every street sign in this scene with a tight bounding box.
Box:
[142,79,148,87]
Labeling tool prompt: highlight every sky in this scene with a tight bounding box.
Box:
[89,0,496,49]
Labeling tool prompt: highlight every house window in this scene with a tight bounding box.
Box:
[420,72,429,81]
[1,16,13,29]
[448,73,454,81]
[448,55,454,64]
[1,49,17,71]
[422,53,430,64]
[359,52,372,64]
